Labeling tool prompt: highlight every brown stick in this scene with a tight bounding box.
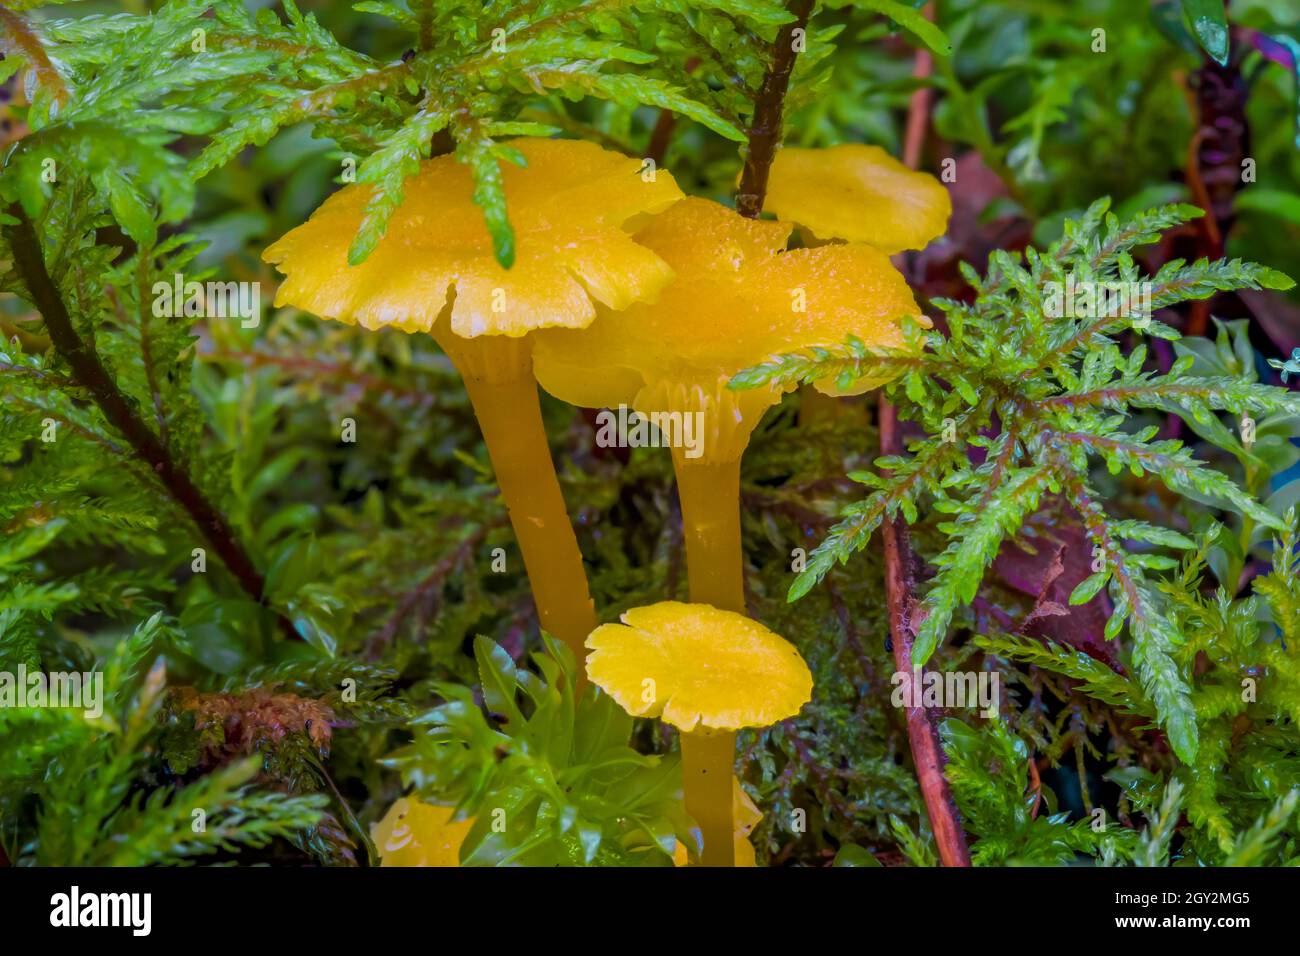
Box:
[735,0,815,219]
[645,110,677,166]
[880,404,971,866]
[883,1,971,868]
[902,4,936,170]
[5,203,297,638]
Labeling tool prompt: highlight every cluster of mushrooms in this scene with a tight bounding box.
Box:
[264,137,950,867]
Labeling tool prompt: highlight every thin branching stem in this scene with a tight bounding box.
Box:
[4,203,298,640]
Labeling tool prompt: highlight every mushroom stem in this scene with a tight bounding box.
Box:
[672,455,745,611]
[680,728,738,867]
[798,387,842,426]
[440,333,597,673]
[672,451,745,865]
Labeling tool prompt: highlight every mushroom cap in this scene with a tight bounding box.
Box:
[532,197,924,448]
[263,138,683,339]
[585,601,813,733]
[763,144,951,253]
[371,797,473,867]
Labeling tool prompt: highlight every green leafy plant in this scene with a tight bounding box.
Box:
[384,635,697,865]
[0,612,328,865]
[732,199,1297,765]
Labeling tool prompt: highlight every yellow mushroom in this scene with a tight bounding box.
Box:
[586,601,812,866]
[371,797,474,867]
[535,196,924,609]
[534,199,919,856]
[763,143,952,253]
[263,138,683,663]
[761,143,951,424]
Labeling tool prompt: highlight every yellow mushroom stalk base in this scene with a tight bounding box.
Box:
[440,332,596,671]
[680,727,740,866]
[672,449,749,866]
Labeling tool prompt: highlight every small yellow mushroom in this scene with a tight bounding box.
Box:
[763,143,952,253]
[586,601,812,866]
[264,138,684,664]
[759,143,951,423]
[371,797,474,867]
[535,196,925,611]
[536,200,919,854]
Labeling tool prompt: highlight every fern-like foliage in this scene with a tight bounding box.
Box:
[941,717,1141,865]
[974,514,1300,865]
[0,613,327,865]
[1,0,820,267]
[732,200,1298,763]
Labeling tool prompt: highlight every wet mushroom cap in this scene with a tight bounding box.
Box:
[263,138,683,338]
[762,144,952,254]
[371,797,473,867]
[533,196,927,419]
[585,601,813,733]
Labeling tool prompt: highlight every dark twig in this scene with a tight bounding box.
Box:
[825,571,875,683]
[735,0,815,219]
[5,203,297,639]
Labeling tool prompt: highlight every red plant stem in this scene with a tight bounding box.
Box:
[879,404,971,866]
[5,204,297,640]
[735,0,816,218]
[1184,44,1250,337]
[902,4,935,170]
[883,1,972,868]
[645,110,677,166]
[644,58,698,166]
[364,523,492,660]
